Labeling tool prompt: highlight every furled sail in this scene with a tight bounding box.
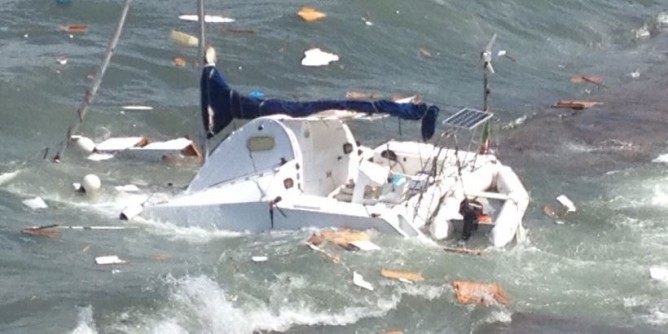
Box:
[200,64,439,141]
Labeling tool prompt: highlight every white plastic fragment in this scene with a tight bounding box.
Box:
[349,240,381,251]
[22,197,48,210]
[301,48,339,67]
[95,137,146,152]
[86,153,114,161]
[95,255,128,265]
[251,256,268,262]
[394,96,417,104]
[119,203,143,220]
[115,184,140,193]
[122,105,153,111]
[352,271,374,291]
[650,266,668,282]
[556,195,576,213]
[178,14,235,23]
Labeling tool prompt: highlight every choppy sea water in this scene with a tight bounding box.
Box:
[1,0,668,333]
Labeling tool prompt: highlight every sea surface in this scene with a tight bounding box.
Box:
[2,0,668,333]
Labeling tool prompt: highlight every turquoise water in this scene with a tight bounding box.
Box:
[1,0,668,333]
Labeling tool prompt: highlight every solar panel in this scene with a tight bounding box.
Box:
[442,108,493,130]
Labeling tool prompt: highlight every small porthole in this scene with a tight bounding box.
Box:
[247,136,275,151]
[342,143,353,154]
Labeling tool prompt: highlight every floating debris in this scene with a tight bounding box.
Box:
[556,194,576,213]
[22,197,48,210]
[55,57,68,65]
[553,100,603,110]
[95,255,128,265]
[633,25,651,40]
[345,91,382,100]
[115,184,140,193]
[21,225,60,238]
[122,105,153,111]
[170,30,198,47]
[570,75,603,86]
[452,280,510,306]
[119,203,143,220]
[173,56,186,67]
[380,269,424,282]
[443,246,486,256]
[650,266,668,282]
[418,47,432,58]
[220,27,256,35]
[297,6,326,22]
[349,240,381,251]
[301,48,339,66]
[94,137,148,152]
[251,256,268,263]
[352,271,374,291]
[306,228,370,249]
[178,14,235,23]
[82,244,91,252]
[61,24,88,33]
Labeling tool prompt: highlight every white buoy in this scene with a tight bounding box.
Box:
[72,135,96,153]
[82,174,101,194]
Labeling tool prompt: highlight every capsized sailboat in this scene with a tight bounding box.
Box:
[121,48,529,247]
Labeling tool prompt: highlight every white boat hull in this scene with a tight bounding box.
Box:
[125,116,530,247]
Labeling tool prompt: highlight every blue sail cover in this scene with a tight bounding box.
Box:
[201,65,439,140]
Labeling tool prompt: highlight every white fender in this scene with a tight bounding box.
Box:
[490,166,529,247]
[429,196,460,239]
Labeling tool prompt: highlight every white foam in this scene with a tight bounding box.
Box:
[652,154,668,164]
[136,218,245,244]
[0,170,20,186]
[68,305,97,334]
[121,274,401,333]
[646,305,668,326]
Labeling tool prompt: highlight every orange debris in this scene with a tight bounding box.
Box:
[419,47,432,58]
[570,75,603,85]
[452,280,510,306]
[173,56,186,67]
[306,228,369,247]
[20,227,60,238]
[382,330,404,334]
[61,24,88,33]
[297,6,327,22]
[443,246,486,256]
[553,100,603,110]
[380,269,425,282]
[346,91,382,100]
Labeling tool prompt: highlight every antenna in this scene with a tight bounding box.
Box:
[481,33,496,113]
[478,33,516,154]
